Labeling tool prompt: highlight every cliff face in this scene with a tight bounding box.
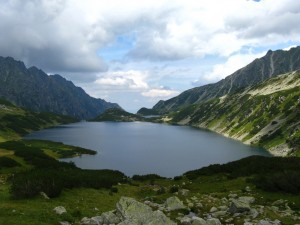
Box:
[0,57,120,119]
[153,46,300,114]
[168,71,300,156]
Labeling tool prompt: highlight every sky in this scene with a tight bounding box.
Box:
[1,0,300,112]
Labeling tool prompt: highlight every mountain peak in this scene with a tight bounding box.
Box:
[0,56,121,119]
[152,46,300,114]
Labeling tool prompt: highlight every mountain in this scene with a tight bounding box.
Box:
[91,108,144,122]
[0,98,77,141]
[167,70,300,156]
[152,46,300,114]
[0,56,120,119]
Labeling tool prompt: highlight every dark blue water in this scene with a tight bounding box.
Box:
[25,122,270,177]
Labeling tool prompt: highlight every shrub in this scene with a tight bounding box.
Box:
[0,157,20,168]
[253,171,300,194]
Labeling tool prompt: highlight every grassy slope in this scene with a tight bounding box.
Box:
[0,98,78,142]
[169,71,300,156]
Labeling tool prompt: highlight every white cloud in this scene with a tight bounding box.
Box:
[203,51,266,82]
[95,70,149,90]
[142,88,179,98]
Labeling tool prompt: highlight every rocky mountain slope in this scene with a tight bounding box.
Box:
[152,46,300,114]
[167,71,300,156]
[0,56,120,119]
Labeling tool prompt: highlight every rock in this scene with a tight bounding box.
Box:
[228,194,238,198]
[206,218,222,225]
[179,189,190,196]
[238,196,255,204]
[59,222,71,225]
[196,202,203,208]
[229,199,251,214]
[40,192,50,199]
[250,208,259,219]
[272,199,286,206]
[191,217,207,225]
[101,210,120,224]
[181,216,192,225]
[210,207,218,213]
[211,210,227,218]
[188,203,194,208]
[257,220,273,225]
[116,197,175,225]
[245,186,251,192]
[53,206,67,215]
[164,196,186,211]
[81,217,98,225]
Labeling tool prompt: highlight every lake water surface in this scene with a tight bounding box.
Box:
[25,122,270,177]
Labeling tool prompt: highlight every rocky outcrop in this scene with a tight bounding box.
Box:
[81,197,176,225]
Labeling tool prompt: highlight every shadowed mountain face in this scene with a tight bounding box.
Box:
[0,57,120,119]
[152,46,300,114]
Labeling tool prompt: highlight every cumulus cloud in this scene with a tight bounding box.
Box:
[95,70,149,90]
[1,0,300,74]
[142,88,179,98]
[203,51,266,82]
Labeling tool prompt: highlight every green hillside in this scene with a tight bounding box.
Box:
[0,99,77,142]
[91,108,144,122]
[167,70,300,156]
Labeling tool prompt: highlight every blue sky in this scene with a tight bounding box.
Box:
[1,0,300,112]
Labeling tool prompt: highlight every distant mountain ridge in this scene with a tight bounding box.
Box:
[0,56,120,119]
[152,46,300,114]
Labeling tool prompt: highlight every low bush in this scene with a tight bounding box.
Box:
[10,168,126,199]
[132,174,166,181]
[253,170,300,194]
[0,157,20,168]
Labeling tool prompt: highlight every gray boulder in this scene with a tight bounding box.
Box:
[101,210,120,224]
[238,196,255,204]
[53,206,67,215]
[191,217,207,225]
[206,218,222,225]
[116,197,175,225]
[165,196,186,211]
[229,199,251,214]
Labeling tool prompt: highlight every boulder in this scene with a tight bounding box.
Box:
[210,207,218,213]
[164,196,186,211]
[179,189,190,196]
[53,206,67,215]
[101,210,120,224]
[81,217,100,225]
[229,199,251,214]
[191,217,207,225]
[206,218,222,225]
[238,196,255,204]
[116,197,175,225]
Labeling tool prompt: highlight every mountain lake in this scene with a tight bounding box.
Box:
[25,121,271,177]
